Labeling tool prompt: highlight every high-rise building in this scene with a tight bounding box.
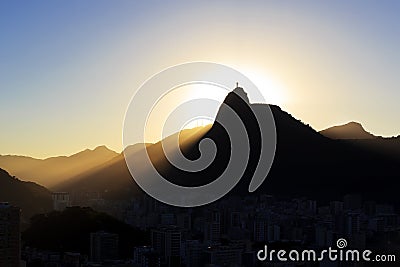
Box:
[176,213,191,230]
[0,203,21,267]
[204,244,243,266]
[63,252,81,267]
[345,212,360,238]
[315,225,327,247]
[52,192,71,211]
[90,231,119,262]
[160,213,175,226]
[267,224,280,242]
[253,219,267,242]
[133,246,160,267]
[151,226,182,267]
[185,240,202,267]
[330,201,344,215]
[363,201,376,216]
[204,211,220,245]
[230,212,241,228]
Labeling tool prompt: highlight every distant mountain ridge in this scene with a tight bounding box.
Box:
[53,128,209,200]
[0,146,118,188]
[320,121,377,139]
[2,87,399,208]
[320,122,400,160]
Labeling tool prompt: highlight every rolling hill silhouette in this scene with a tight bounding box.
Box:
[321,122,400,160]
[54,128,210,200]
[320,121,377,139]
[57,87,400,206]
[0,168,52,220]
[0,145,118,188]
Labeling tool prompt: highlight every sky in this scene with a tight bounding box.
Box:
[1,1,400,158]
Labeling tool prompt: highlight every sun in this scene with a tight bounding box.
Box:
[145,83,228,142]
[240,68,286,106]
[176,83,228,130]
[144,72,285,142]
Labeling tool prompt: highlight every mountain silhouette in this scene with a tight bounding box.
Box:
[0,146,118,188]
[149,88,400,203]
[53,152,137,200]
[321,122,400,160]
[54,128,210,200]
[0,168,52,221]
[320,121,377,139]
[57,87,400,206]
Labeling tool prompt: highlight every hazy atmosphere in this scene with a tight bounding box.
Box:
[1,1,400,158]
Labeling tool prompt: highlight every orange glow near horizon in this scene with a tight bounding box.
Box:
[2,1,400,159]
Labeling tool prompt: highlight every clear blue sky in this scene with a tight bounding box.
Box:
[1,1,399,158]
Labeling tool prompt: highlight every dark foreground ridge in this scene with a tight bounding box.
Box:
[0,168,52,220]
[22,206,148,258]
